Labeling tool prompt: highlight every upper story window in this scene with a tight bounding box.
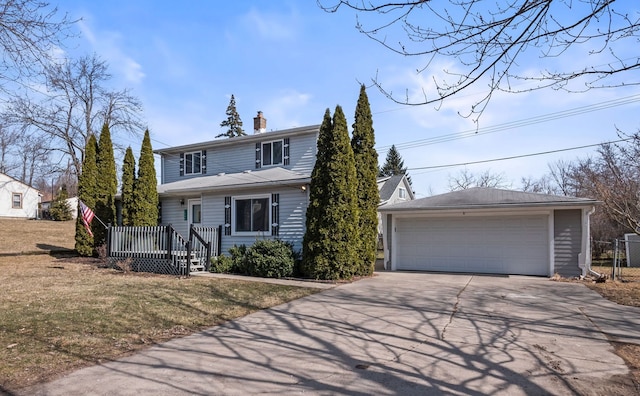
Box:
[185,151,201,174]
[180,150,207,176]
[12,193,22,209]
[398,187,407,199]
[262,140,283,166]
[255,138,289,169]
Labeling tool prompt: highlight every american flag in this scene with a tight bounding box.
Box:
[79,200,95,237]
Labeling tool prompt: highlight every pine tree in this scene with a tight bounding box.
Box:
[49,185,73,221]
[379,144,412,185]
[75,134,98,256]
[217,94,245,138]
[351,85,379,276]
[302,106,360,280]
[132,129,158,226]
[121,146,136,226]
[93,123,117,248]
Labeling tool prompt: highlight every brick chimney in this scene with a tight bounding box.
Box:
[253,111,267,134]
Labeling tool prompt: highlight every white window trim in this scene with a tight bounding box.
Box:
[12,192,22,209]
[261,140,284,167]
[184,151,203,175]
[232,194,271,236]
[399,187,407,199]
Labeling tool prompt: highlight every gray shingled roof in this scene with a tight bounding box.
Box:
[380,187,599,211]
[157,167,310,195]
[378,174,405,203]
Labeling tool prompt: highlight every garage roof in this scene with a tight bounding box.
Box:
[380,187,599,211]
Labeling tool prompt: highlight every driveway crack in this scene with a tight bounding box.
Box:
[441,276,473,341]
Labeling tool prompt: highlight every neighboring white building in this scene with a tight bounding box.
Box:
[0,173,41,218]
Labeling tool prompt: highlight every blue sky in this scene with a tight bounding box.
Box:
[56,0,640,197]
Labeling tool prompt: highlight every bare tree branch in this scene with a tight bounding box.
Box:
[3,54,145,177]
[0,0,76,95]
[319,1,639,119]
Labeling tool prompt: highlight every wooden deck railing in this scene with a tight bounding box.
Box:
[107,224,219,276]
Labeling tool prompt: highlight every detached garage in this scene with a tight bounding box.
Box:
[379,188,599,277]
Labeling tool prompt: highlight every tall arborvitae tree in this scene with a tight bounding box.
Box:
[217,94,245,138]
[132,129,158,226]
[302,106,360,280]
[351,85,379,276]
[121,146,136,226]
[379,144,412,185]
[93,123,117,248]
[75,134,98,256]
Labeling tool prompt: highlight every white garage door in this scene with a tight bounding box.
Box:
[395,215,549,276]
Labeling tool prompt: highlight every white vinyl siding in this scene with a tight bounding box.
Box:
[160,130,318,184]
[0,173,40,218]
[394,214,549,276]
[160,188,308,255]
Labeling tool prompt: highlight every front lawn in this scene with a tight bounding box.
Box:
[0,252,318,391]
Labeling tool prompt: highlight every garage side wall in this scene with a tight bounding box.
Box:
[553,209,582,277]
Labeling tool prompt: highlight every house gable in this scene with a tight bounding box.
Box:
[0,173,41,218]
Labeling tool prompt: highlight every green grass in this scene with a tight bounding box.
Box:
[0,254,319,391]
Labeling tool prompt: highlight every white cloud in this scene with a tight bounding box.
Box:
[240,6,300,41]
[78,18,145,85]
[259,90,313,130]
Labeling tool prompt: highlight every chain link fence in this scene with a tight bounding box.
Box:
[592,236,640,282]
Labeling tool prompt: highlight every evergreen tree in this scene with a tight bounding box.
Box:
[351,85,379,276]
[217,94,245,138]
[121,146,136,226]
[49,185,73,221]
[75,134,98,256]
[132,129,158,226]
[302,106,360,280]
[93,123,117,248]
[379,144,412,185]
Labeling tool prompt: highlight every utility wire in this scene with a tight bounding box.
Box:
[407,137,632,171]
[376,93,640,152]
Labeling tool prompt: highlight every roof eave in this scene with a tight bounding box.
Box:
[154,125,320,155]
[158,177,311,196]
[380,201,601,212]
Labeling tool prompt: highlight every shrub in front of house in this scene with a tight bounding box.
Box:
[210,254,233,273]
[219,240,298,278]
[246,239,296,278]
[228,244,250,274]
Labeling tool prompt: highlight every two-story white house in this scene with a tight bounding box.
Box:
[154,112,319,254]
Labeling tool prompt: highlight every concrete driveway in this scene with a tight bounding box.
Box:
[24,273,640,395]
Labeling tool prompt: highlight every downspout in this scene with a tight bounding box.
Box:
[583,206,601,278]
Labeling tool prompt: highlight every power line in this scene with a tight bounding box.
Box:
[407,137,632,171]
[375,93,640,153]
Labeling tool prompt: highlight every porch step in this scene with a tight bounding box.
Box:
[190,264,205,271]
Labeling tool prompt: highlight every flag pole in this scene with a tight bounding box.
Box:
[92,213,109,229]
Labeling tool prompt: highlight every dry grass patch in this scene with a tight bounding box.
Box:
[0,254,319,391]
[0,218,76,254]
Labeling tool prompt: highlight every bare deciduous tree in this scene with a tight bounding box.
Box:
[15,131,51,185]
[4,54,144,176]
[320,1,640,118]
[0,0,75,94]
[448,168,511,191]
[0,122,20,174]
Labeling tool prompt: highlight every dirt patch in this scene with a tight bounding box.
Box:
[614,342,640,388]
